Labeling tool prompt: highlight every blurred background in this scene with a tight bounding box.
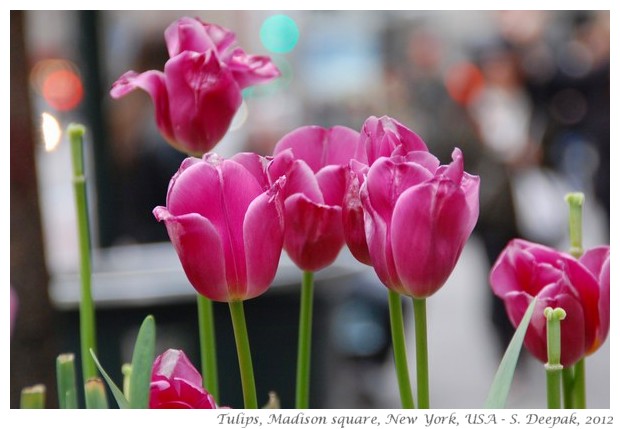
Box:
[10,10,610,409]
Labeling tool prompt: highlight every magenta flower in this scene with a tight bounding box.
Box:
[111,17,280,156]
[269,125,360,272]
[153,153,285,302]
[343,116,430,265]
[490,239,610,366]
[361,148,480,298]
[150,349,218,409]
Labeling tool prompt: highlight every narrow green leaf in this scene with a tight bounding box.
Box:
[128,315,156,409]
[484,298,537,408]
[56,353,78,409]
[90,349,130,409]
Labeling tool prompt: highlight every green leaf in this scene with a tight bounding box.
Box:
[128,315,156,409]
[90,349,130,409]
[484,298,537,409]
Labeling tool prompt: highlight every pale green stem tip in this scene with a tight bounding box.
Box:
[122,363,132,400]
[85,377,110,409]
[21,384,46,409]
[564,192,585,206]
[56,353,78,409]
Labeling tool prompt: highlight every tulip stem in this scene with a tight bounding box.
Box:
[69,124,98,384]
[544,307,566,409]
[562,366,575,409]
[565,193,584,259]
[413,297,430,409]
[295,271,314,409]
[573,358,586,408]
[197,295,219,402]
[228,300,257,409]
[387,290,415,409]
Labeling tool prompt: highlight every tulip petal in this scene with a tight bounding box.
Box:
[283,193,344,272]
[365,157,434,232]
[391,179,473,298]
[243,180,285,299]
[231,152,271,190]
[360,182,403,293]
[164,16,217,58]
[273,126,360,173]
[269,151,324,203]
[152,349,202,387]
[316,165,347,207]
[342,166,371,265]
[110,70,174,144]
[360,115,428,164]
[594,256,610,352]
[164,51,242,155]
[153,209,229,301]
[228,48,282,89]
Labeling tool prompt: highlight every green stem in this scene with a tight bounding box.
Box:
[565,193,584,259]
[387,290,415,409]
[295,271,314,409]
[546,368,562,409]
[562,366,575,409]
[573,358,586,408]
[413,297,430,409]
[56,354,78,409]
[69,124,97,382]
[20,385,46,409]
[85,377,109,409]
[544,307,565,409]
[228,300,257,409]
[197,295,219,401]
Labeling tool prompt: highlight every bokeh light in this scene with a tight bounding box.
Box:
[30,59,83,111]
[444,61,485,106]
[41,112,62,152]
[260,14,299,54]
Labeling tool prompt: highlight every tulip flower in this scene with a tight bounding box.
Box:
[150,349,218,409]
[361,148,480,298]
[344,115,429,265]
[490,239,610,367]
[270,125,360,272]
[361,147,479,408]
[153,153,284,302]
[111,17,280,156]
[154,152,283,409]
[269,124,359,408]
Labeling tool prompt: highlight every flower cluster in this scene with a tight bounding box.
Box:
[153,115,480,303]
[20,16,606,411]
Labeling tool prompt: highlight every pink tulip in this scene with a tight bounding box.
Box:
[270,125,360,272]
[111,17,280,156]
[150,349,218,409]
[361,148,480,298]
[343,116,430,265]
[153,153,285,302]
[490,239,610,367]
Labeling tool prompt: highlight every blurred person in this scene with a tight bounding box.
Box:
[464,38,536,355]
